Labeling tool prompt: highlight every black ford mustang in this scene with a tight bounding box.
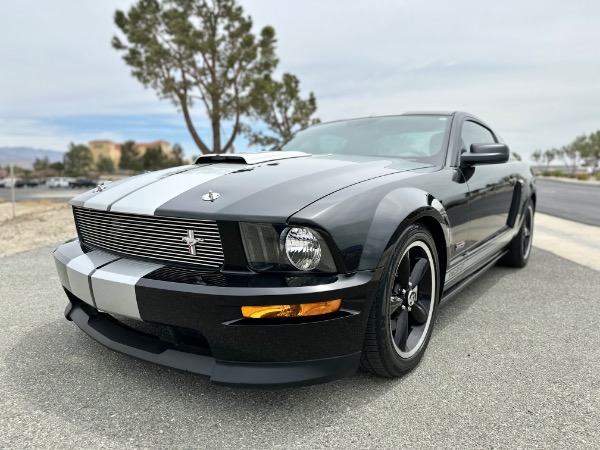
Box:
[54,111,535,387]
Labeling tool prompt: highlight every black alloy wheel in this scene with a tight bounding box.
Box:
[503,200,534,268]
[522,204,533,260]
[361,224,440,377]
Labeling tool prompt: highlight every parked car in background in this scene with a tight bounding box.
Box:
[47,177,72,188]
[15,179,40,188]
[69,179,98,189]
[0,177,20,188]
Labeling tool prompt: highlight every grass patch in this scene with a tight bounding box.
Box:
[541,171,592,181]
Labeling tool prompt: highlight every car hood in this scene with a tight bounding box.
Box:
[71,152,433,222]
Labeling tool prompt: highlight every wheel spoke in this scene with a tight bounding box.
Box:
[408,257,429,288]
[410,301,428,325]
[398,252,411,286]
[393,309,409,349]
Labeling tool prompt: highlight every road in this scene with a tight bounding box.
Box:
[1,245,598,449]
[0,186,86,203]
[536,178,600,227]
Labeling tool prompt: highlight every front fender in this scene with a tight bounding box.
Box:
[361,189,449,271]
[290,174,450,272]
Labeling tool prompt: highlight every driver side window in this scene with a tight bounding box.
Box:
[461,121,496,153]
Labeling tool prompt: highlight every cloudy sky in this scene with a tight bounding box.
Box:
[1,0,599,160]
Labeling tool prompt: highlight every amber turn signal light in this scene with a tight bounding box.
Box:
[241,299,342,319]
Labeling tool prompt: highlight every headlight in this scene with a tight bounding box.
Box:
[283,227,321,270]
[240,223,336,272]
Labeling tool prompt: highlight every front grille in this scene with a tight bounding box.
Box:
[73,207,224,268]
[145,266,228,286]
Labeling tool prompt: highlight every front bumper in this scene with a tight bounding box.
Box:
[54,240,381,387]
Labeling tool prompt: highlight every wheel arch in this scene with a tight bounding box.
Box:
[414,215,447,296]
[368,208,448,291]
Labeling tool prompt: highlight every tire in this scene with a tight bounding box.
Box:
[360,224,440,377]
[503,201,534,268]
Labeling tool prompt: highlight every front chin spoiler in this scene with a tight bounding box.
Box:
[65,301,360,388]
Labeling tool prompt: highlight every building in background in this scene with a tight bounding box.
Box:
[89,140,121,169]
[129,140,171,157]
[88,140,172,170]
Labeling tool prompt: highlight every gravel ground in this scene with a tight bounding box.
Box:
[0,246,598,449]
[0,202,76,257]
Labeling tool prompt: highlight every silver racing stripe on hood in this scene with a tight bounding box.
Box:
[80,165,196,211]
[109,164,242,215]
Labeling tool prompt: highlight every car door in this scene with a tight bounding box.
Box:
[459,120,514,250]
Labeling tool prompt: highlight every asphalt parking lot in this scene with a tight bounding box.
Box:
[1,245,598,449]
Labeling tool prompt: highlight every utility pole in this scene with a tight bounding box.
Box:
[9,162,16,218]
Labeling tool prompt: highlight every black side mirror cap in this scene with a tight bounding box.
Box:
[461,143,509,165]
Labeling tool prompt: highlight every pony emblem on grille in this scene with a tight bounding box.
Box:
[182,230,204,255]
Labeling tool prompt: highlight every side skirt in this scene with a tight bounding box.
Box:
[440,250,507,303]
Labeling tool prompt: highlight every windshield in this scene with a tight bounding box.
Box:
[281,115,450,166]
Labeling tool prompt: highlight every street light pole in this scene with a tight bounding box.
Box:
[10,162,16,218]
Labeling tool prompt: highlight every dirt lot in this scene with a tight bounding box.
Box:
[0,201,76,258]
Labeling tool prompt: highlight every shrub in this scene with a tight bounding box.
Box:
[573,173,591,181]
[541,170,565,177]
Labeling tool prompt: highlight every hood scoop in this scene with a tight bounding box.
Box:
[195,151,310,165]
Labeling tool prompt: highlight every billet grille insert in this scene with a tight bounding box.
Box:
[73,207,224,268]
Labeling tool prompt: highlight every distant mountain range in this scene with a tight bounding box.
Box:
[0,147,64,169]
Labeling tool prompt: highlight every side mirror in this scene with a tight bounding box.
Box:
[461,143,509,165]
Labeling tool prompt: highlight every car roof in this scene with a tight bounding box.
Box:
[310,111,486,128]
[401,111,456,116]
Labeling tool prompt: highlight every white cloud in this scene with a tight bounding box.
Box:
[1,0,599,160]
